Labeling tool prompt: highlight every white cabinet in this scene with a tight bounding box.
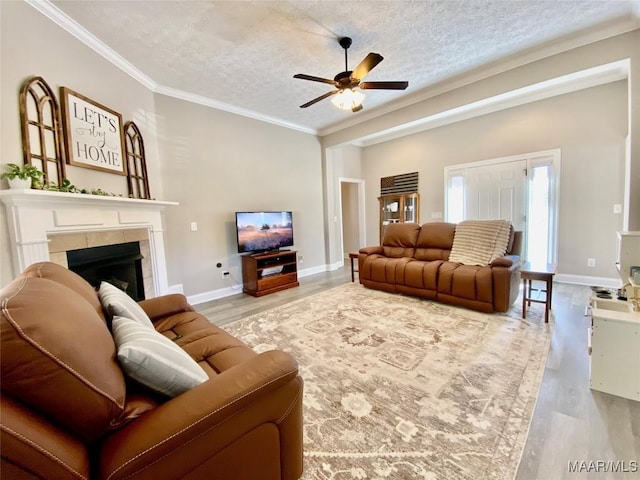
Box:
[589,302,640,401]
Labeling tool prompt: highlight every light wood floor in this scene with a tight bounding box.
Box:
[195,267,640,479]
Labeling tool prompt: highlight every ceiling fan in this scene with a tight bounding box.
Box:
[293,37,409,112]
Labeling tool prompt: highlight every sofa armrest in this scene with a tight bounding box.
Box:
[99,350,302,480]
[137,294,194,321]
[490,255,520,268]
[1,394,90,480]
[360,246,383,255]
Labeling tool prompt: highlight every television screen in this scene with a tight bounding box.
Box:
[235,211,294,254]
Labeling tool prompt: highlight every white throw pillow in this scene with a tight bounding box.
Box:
[111,316,209,397]
[98,281,154,329]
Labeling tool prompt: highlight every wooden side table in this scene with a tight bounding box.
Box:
[521,261,556,323]
[349,252,359,282]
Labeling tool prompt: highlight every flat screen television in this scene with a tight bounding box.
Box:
[235,211,294,254]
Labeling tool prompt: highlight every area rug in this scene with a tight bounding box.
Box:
[222,283,551,480]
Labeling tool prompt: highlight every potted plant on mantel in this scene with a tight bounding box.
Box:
[1,163,43,189]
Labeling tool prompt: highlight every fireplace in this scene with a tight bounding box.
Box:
[67,241,145,301]
[0,189,177,297]
[47,228,155,299]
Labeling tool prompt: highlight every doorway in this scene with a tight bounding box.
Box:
[338,177,366,261]
[445,149,560,263]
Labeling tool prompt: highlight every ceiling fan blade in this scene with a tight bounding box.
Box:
[294,74,338,86]
[359,81,409,90]
[351,53,384,81]
[299,90,339,108]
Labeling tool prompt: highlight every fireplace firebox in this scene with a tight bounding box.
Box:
[67,242,145,301]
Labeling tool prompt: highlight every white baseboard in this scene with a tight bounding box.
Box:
[555,273,620,288]
[166,284,184,294]
[327,260,344,271]
[175,270,620,304]
[299,264,330,277]
[185,263,333,305]
[187,284,243,305]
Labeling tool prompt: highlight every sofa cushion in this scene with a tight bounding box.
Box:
[176,324,257,377]
[381,223,420,258]
[404,259,443,290]
[413,222,456,261]
[0,277,126,443]
[99,281,154,329]
[20,261,106,323]
[361,255,413,285]
[111,316,209,397]
[437,262,493,303]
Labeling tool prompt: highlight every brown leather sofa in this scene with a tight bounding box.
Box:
[358,222,521,313]
[0,262,303,480]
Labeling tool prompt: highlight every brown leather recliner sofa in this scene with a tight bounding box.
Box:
[358,222,521,313]
[0,262,303,480]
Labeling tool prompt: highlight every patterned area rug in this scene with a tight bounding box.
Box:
[222,283,551,480]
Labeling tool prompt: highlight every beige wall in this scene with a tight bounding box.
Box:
[0,1,160,286]
[323,30,638,283]
[1,1,635,289]
[340,182,359,256]
[154,94,324,296]
[358,81,627,279]
[324,145,362,266]
[322,30,640,238]
[0,2,325,296]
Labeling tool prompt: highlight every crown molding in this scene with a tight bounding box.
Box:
[26,0,317,136]
[351,60,629,147]
[26,0,639,140]
[319,14,640,137]
[153,85,317,134]
[26,0,158,91]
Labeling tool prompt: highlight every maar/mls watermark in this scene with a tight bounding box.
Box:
[568,460,638,473]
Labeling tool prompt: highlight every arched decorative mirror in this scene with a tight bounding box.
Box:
[19,76,65,186]
[124,121,150,199]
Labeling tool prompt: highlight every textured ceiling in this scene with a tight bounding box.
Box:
[49,0,639,134]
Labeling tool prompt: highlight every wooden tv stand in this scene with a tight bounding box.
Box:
[241,250,299,297]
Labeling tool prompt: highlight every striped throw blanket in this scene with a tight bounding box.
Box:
[448,220,512,266]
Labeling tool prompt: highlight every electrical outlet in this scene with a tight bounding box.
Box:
[298,255,304,264]
[587,258,596,267]
[221,270,230,278]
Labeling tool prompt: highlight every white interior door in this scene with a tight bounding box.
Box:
[465,160,527,232]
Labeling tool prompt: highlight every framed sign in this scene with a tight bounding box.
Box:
[60,87,127,175]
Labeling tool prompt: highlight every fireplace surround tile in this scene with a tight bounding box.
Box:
[49,234,88,253]
[87,230,125,248]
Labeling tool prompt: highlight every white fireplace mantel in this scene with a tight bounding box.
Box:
[1,189,178,296]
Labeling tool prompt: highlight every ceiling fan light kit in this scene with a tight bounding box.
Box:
[331,88,365,112]
[294,36,408,113]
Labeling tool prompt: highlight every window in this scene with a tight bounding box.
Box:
[446,171,465,224]
[527,165,551,264]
